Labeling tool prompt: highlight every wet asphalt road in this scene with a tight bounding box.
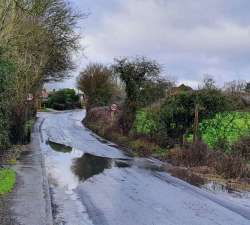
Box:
[38,110,250,225]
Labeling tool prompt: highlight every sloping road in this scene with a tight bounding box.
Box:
[38,110,250,225]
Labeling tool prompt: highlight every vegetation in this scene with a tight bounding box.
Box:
[0,0,80,152]
[232,136,250,161]
[134,88,233,145]
[0,169,16,195]
[46,89,80,110]
[134,109,159,137]
[113,57,172,132]
[0,50,16,151]
[83,58,250,182]
[246,82,250,93]
[199,112,250,150]
[77,63,118,111]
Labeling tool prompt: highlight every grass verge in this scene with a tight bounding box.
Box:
[38,108,51,112]
[0,169,16,195]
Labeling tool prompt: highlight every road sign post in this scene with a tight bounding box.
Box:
[110,104,118,125]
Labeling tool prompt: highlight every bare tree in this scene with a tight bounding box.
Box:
[223,80,246,96]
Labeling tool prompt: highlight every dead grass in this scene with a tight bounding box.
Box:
[168,141,209,167]
[168,141,250,179]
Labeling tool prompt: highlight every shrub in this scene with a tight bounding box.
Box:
[77,63,118,111]
[153,130,176,148]
[169,141,209,167]
[159,92,195,142]
[133,109,159,137]
[158,89,232,143]
[199,112,250,151]
[0,54,15,152]
[130,139,154,156]
[212,153,249,179]
[168,141,250,179]
[47,89,80,110]
[231,136,250,161]
[129,139,165,157]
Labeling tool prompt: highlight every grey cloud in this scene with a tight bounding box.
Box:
[58,0,250,89]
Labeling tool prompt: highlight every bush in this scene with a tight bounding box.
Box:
[0,112,10,152]
[169,141,209,167]
[133,106,176,148]
[199,112,250,151]
[133,109,159,137]
[47,89,80,110]
[153,130,176,148]
[129,139,155,156]
[0,54,15,152]
[212,153,249,179]
[168,141,250,179]
[77,63,119,111]
[231,136,250,161]
[158,89,232,143]
[129,139,166,157]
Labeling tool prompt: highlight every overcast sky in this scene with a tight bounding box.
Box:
[47,0,250,89]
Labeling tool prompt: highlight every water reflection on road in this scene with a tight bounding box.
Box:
[46,139,162,186]
[72,154,131,182]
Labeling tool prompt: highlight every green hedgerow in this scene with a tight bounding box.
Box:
[133,109,159,136]
[200,112,250,151]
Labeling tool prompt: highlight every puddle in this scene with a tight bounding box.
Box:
[47,141,72,153]
[203,181,235,193]
[71,154,165,183]
[164,166,250,197]
[71,153,131,182]
[46,139,248,199]
[202,181,250,198]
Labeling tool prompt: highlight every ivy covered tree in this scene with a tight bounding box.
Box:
[113,57,169,132]
[0,51,15,151]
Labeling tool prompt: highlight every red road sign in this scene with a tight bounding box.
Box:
[110,103,118,111]
[27,93,34,101]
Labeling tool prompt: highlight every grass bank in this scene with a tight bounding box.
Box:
[0,169,16,195]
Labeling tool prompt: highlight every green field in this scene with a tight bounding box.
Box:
[0,169,16,195]
[199,112,250,150]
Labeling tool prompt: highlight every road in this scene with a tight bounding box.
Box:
[38,110,250,225]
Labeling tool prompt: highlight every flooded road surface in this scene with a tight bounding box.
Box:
[38,110,250,225]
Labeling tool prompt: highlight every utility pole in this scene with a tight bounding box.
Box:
[193,104,199,143]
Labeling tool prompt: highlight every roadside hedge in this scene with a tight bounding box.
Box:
[46,89,81,110]
[199,112,250,151]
